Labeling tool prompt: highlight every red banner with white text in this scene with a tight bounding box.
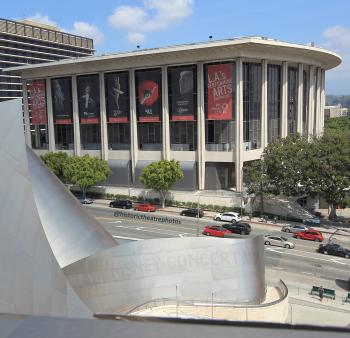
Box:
[28,80,47,125]
[207,64,233,120]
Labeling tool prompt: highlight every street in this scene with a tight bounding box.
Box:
[85,205,350,285]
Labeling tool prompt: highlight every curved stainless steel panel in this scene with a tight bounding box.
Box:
[64,236,265,313]
[0,99,91,317]
[27,148,117,268]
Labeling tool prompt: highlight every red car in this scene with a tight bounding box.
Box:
[202,225,232,238]
[134,203,156,212]
[293,230,324,242]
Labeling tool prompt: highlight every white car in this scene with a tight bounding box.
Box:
[214,212,241,223]
[264,235,295,249]
[281,224,309,233]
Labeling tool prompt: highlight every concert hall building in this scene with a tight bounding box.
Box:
[7,37,341,191]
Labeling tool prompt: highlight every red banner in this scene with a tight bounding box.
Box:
[207,64,233,120]
[28,80,47,125]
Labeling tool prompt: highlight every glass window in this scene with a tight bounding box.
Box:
[267,64,281,143]
[168,65,197,151]
[135,68,162,150]
[204,62,236,151]
[51,77,74,149]
[243,62,261,150]
[77,74,101,150]
[27,79,49,149]
[287,67,298,135]
[302,69,309,136]
[105,71,131,150]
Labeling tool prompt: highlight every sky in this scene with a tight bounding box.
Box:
[2,0,350,94]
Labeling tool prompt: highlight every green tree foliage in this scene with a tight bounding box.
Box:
[62,155,110,198]
[40,151,69,178]
[324,115,350,135]
[246,133,350,220]
[244,160,271,215]
[140,160,184,208]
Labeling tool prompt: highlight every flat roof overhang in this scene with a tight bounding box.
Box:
[4,37,342,79]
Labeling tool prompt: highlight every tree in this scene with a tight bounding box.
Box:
[244,160,271,215]
[250,133,350,220]
[62,155,110,198]
[40,151,69,179]
[140,160,184,208]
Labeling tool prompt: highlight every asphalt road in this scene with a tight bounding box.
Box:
[85,205,350,283]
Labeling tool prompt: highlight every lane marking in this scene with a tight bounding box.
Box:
[112,235,141,241]
[301,271,313,275]
[108,220,122,224]
[330,258,346,265]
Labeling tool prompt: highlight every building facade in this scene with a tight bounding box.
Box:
[8,37,341,192]
[324,104,348,119]
[0,17,94,102]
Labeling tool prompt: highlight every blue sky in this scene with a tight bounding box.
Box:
[3,0,350,94]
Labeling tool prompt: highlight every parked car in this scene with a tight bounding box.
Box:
[264,235,295,249]
[318,243,350,258]
[222,222,251,235]
[214,212,241,223]
[78,197,93,205]
[180,208,204,218]
[202,225,232,237]
[303,218,321,226]
[134,203,156,212]
[281,224,309,233]
[109,199,133,209]
[294,230,324,242]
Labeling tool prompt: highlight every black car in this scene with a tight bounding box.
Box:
[180,208,204,218]
[318,243,350,258]
[109,199,133,209]
[222,222,251,235]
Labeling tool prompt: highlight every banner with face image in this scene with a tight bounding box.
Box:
[207,63,233,120]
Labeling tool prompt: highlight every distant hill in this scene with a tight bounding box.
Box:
[326,95,350,108]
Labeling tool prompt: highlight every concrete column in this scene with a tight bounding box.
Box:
[46,79,55,152]
[197,62,205,190]
[307,66,315,137]
[261,59,268,149]
[72,75,81,156]
[297,63,303,134]
[99,72,108,160]
[22,80,32,147]
[235,58,243,192]
[320,69,326,134]
[315,67,322,135]
[281,61,288,138]
[161,66,171,160]
[129,69,138,182]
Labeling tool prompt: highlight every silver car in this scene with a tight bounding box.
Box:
[264,235,295,249]
[281,224,309,233]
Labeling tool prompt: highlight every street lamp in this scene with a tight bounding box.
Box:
[196,194,200,237]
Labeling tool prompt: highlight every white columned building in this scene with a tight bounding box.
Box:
[8,37,341,192]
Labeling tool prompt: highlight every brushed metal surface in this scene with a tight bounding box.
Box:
[0,99,91,317]
[27,148,117,268]
[65,236,265,313]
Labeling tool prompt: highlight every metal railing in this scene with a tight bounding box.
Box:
[0,18,93,50]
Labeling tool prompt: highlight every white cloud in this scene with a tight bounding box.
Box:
[322,26,350,87]
[108,0,194,44]
[321,25,350,93]
[69,21,104,45]
[24,13,57,27]
[126,32,146,45]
